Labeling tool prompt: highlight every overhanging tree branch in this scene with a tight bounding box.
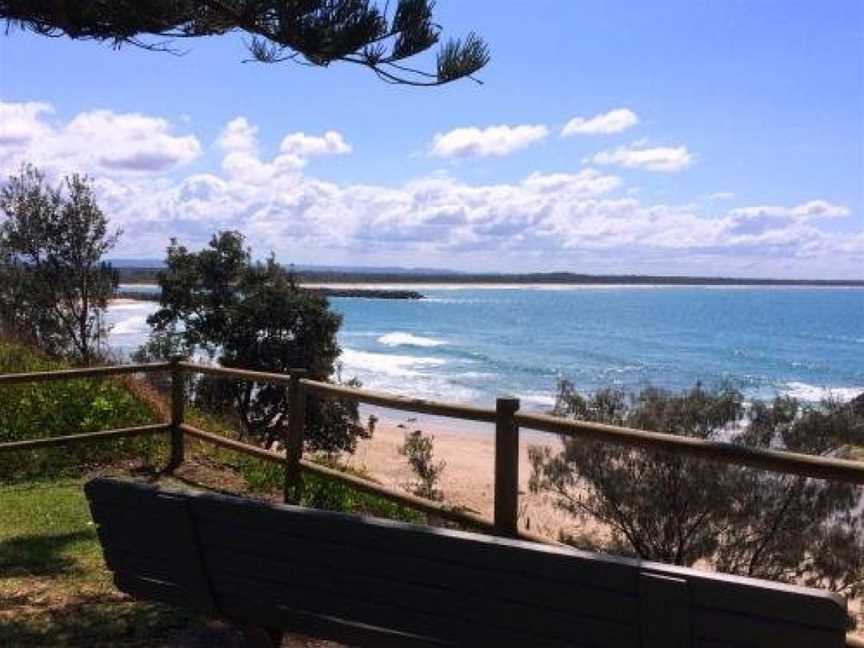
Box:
[0,0,490,86]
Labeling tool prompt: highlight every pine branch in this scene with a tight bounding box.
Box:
[0,0,489,85]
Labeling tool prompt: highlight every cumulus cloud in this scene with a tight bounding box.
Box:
[0,102,858,278]
[280,131,351,158]
[0,100,201,175]
[521,170,622,195]
[216,117,258,155]
[588,142,693,172]
[730,200,850,221]
[430,124,548,158]
[562,108,639,136]
[65,110,201,172]
[0,101,54,147]
[212,120,351,183]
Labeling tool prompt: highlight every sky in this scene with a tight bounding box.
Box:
[0,1,862,279]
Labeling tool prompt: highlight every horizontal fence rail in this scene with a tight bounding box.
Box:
[0,424,170,453]
[178,361,294,387]
[3,359,863,646]
[515,411,864,484]
[0,362,171,386]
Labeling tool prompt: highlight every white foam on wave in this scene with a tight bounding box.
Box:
[780,382,863,403]
[111,315,150,336]
[341,348,445,377]
[340,348,480,403]
[521,391,557,409]
[107,301,155,311]
[378,332,445,348]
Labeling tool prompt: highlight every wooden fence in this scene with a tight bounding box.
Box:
[2,359,864,645]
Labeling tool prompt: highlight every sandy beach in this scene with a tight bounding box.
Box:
[343,411,594,542]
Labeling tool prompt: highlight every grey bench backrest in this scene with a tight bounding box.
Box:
[85,477,847,647]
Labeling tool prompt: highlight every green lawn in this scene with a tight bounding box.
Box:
[0,478,200,647]
[0,456,424,647]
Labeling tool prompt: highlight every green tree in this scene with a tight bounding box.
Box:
[0,164,120,365]
[1,1,489,86]
[529,381,864,624]
[141,230,369,453]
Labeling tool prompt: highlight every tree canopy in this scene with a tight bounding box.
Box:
[0,165,120,365]
[139,230,369,453]
[0,1,490,86]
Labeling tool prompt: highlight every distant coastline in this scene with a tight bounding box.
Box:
[115,266,864,288]
[114,287,424,301]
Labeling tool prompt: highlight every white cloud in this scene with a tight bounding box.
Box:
[0,101,54,147]
[213,122,351,183]
[521,170,622,195]
[1,103,858,279]
[708,192,735,200]
[280,130,351,158]
[730,200,850,221]
[562,108,639,136]
[588,142,693,172]
[430,124,548,158]
[216,117,258,155]
[65,110,201,172]
[0,101,201,175]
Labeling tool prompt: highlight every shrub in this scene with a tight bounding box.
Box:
[0,341,162,483]
[530,380,864,626]
[399,429,446,501]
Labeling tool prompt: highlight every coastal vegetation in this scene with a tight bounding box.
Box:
[135,230,372,454]
[399,428,446,500]
[529,381,864,626]
[0,341,161,484]
[0,166,119,365]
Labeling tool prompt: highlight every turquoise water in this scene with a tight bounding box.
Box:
[108,286,864,410]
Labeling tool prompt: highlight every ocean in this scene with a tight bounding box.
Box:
[107,285,864,411]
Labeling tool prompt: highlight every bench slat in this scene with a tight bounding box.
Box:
[692,608,843,647]
[196,532,640,623]
[217,596,454,648]
[207,566,638,647]
[192,499,639,591]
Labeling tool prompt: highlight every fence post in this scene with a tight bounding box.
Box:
[285,369,308,504]
[168,356,185,471]
[494,397,521,537]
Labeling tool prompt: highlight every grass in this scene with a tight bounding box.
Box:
[0,478,201,647]
[0,437,426,646]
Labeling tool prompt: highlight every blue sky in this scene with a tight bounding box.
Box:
[0,1,862,278]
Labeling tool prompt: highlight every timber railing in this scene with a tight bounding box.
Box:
[3,359,864,644]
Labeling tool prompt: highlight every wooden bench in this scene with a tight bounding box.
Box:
[85,477,848,647]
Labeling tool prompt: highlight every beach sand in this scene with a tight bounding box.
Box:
[343,411,594,542]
